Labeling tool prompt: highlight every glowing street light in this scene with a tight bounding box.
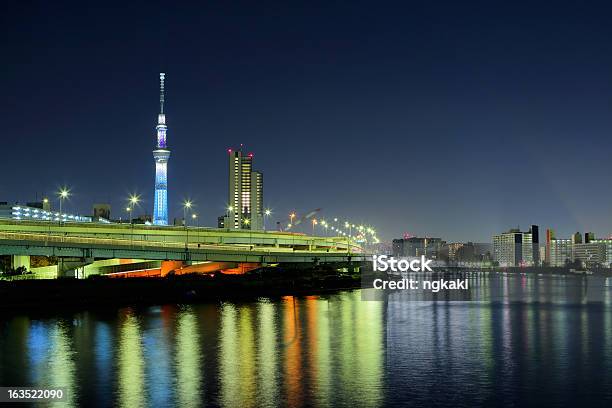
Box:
[289,212,296,228]
[57,188,70,224]
[344,221,353,254]
[129,194,140,207]
[183,200,193,227]
[264,208,271,231]
[312,218,318,235]
[126,194,141,224]
[191,213,198,227]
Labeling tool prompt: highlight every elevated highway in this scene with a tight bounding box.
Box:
[0,220,367,277]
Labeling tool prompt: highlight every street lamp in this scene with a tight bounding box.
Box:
[312,218,318,235]
[225,205,234,229]
[183,200,193,227]
[57,188,70,224]
[264,208,271,231]
[192,213,198,227]
[345,221,352,254]
[289,212,296,229]
[126,194,141,225]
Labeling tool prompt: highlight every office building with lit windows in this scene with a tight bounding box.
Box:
[591,239,612,268]
[493,226,538,267]
[0,203,93,223]
[547,238,573,267]
[573,242,605,267]
[225,147,264,230]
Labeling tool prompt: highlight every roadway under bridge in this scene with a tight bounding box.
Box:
[0,220,368,278]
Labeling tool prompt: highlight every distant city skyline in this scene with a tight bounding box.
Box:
[3,1,612,242]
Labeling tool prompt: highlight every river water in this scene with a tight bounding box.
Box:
[1,274,612,407]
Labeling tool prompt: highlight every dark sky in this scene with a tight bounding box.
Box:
[2,0,612,242]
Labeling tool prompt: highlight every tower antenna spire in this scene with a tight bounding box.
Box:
[159,72,165,114]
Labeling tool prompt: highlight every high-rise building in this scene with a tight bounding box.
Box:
[153,73,170,226]
[493,228,535,267]
[545,228,555,265]
[225,148,264,230]
[548,238,573,267]
[530,225,540,265]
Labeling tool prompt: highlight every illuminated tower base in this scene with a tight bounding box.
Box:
[153,149,170,225]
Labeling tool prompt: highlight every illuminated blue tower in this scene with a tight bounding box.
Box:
[153,73,170,225]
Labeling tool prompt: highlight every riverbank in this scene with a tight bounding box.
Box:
[0,270,361,311]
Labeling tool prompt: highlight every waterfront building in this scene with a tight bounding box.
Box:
[591,239,612,268]
[225,148,264,230]
[548,238,573,267]
[573,242,605,267]
[153,73,170,226]
[531,225,540,265]
[493,227,536,267]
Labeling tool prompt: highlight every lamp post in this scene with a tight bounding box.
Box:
[127,194,140,223]
[126,207,132,224]
[192,213,197,227]
[312,218,318,235]
[226,205,233,229]
[345,222,352,254]
[58,188,70,225]
[289,212,296,230]
[243,218,251,246]
[183,200,193,227]
[183,200,193,249]
[264,209,271,231]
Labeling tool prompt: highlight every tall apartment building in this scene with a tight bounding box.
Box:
[225,148,264,230]
[493,226,538,267]
[548,238,573,267]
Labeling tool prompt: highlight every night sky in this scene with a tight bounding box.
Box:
[2,1,612,242]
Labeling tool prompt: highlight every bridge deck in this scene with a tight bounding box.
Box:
[0,220,366,263]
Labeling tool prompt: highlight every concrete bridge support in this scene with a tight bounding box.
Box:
[58,257,94,278]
